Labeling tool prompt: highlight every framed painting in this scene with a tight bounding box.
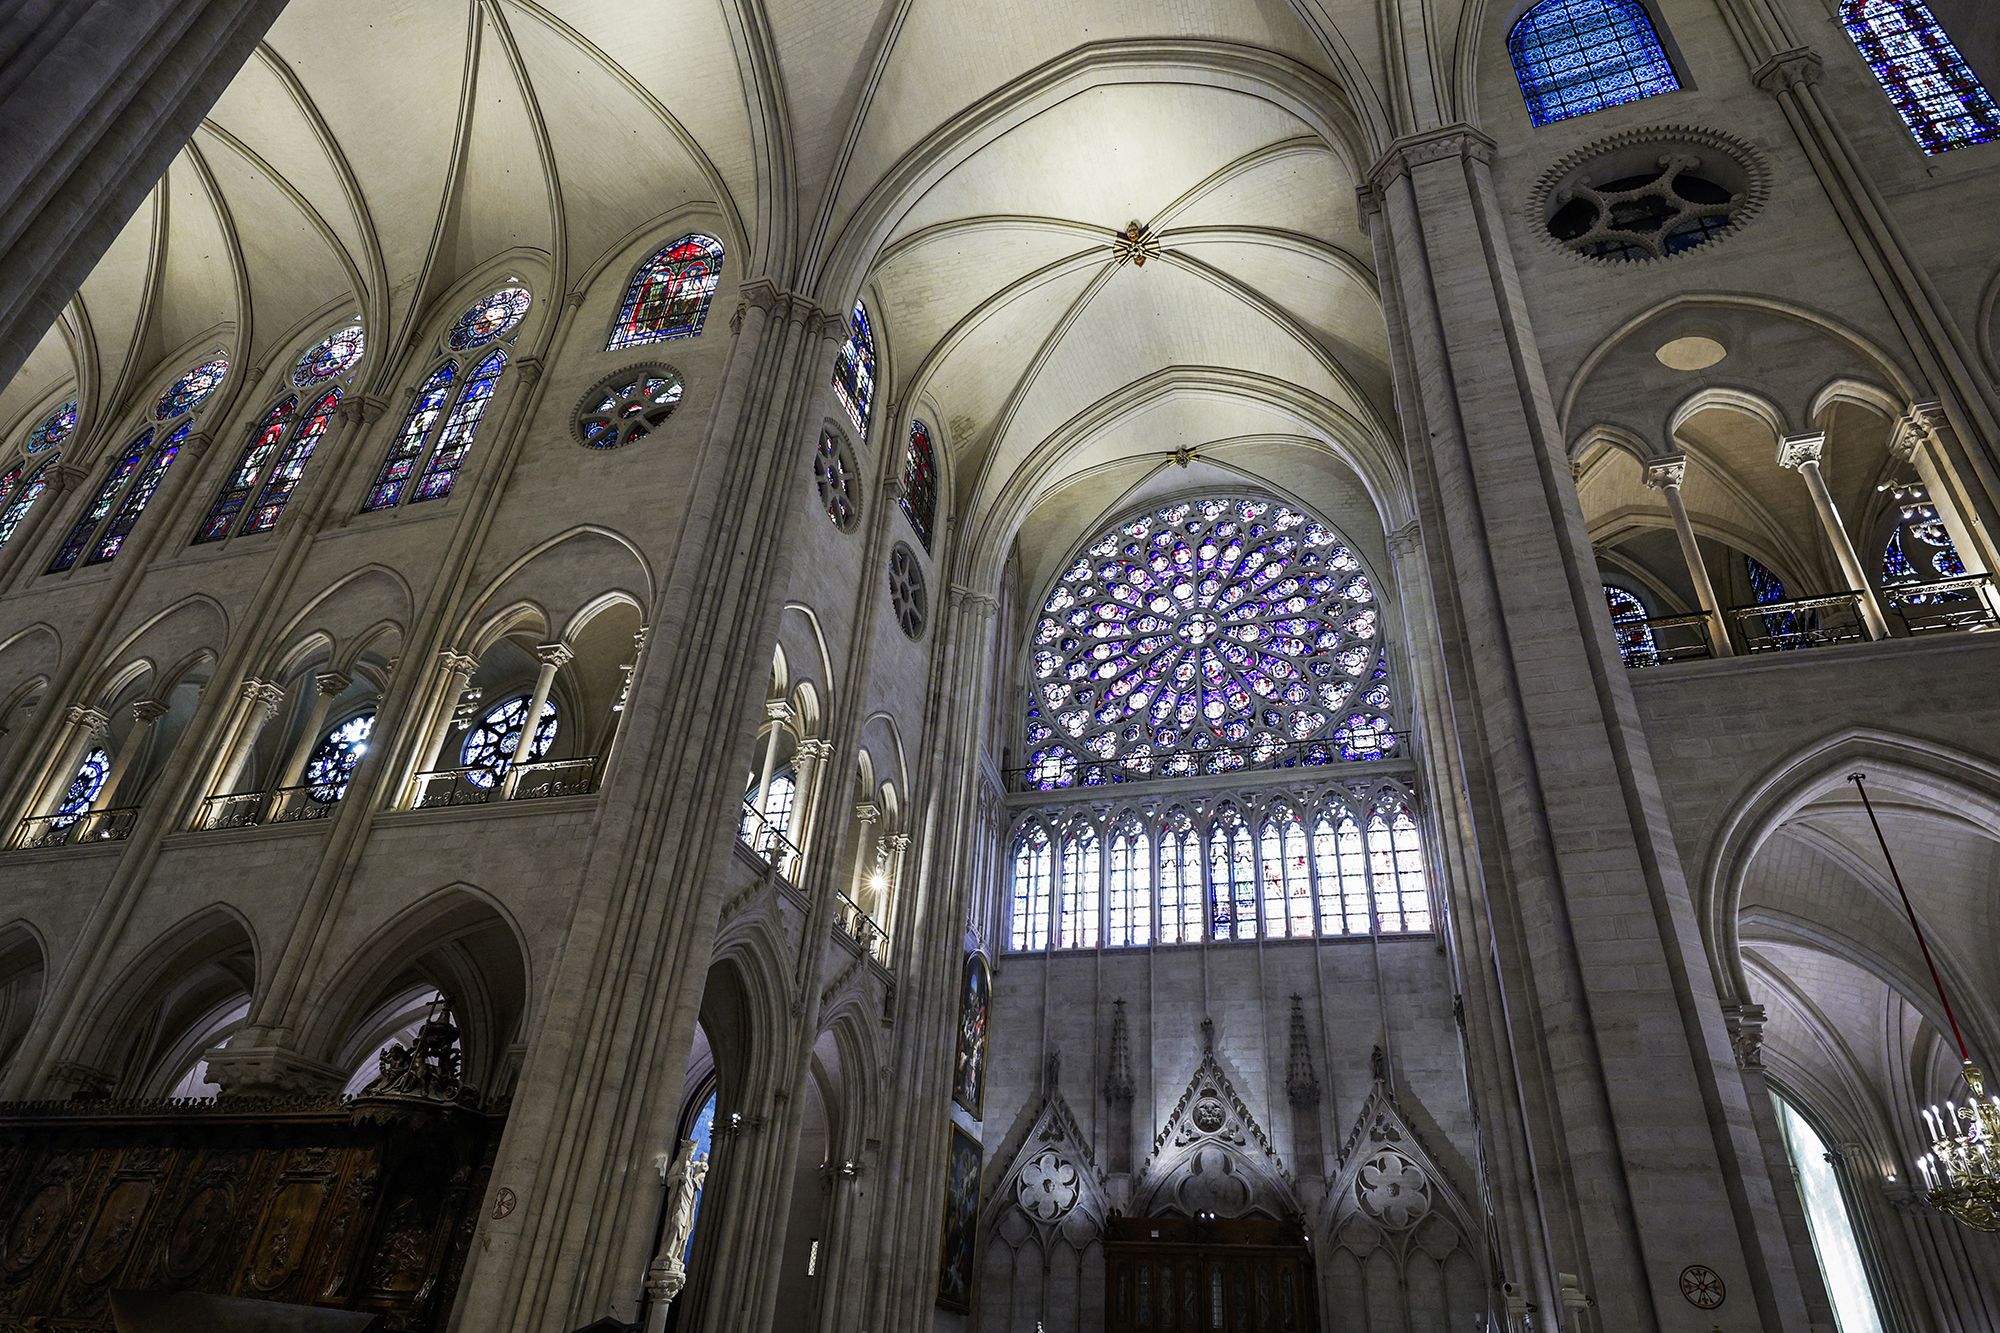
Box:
[935,1125,982,1313]
[951,950,990,1118]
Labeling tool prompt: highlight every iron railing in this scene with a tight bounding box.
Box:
[197,784,344,830]
[1002,729,1412,794]
[409,757,600,809]
[1728,592,1869,654]
[12,807,139,850]
[1886,573,1997,636]
[737,802,801,882]
[831,890,885,957]
[1611,612,1715,667]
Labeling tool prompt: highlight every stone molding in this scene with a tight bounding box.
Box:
[1362,124,1496,205]
[1753,46,1826,95]
[1643,454,1689,490]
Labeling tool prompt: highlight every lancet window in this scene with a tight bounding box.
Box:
[1604,584,1658,667]
[1842,0,2000,155]
[900,421,938,549]
[364,287,528,511]
[1005,785,1433,952]
[1509,0,1679,126]
[195,387,342,542]
[609,234,724,348]
[0,458,57,550]
[833,302,876,441]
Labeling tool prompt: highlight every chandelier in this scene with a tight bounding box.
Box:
[1849,773,2000,1231]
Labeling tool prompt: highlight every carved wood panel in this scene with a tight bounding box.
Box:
[0,1099,497,1332]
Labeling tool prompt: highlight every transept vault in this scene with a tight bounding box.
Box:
[1,0,2000,1330]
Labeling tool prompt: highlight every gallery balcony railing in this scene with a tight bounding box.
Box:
[1885,573,1998,636]
[11,807,139,850]
[1610,612,1716,668]
[409,757,600,810]
[736,802,801,883]
[1728,592,1871,655]
[1002,729,1413,794]
[831,889,885,958]
[196,784,344,831]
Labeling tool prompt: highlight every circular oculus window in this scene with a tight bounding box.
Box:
[815,427,859,531]
[1533,128,1767,265]
[576,366,685,448]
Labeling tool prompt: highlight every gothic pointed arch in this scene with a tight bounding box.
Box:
[1134,1019,1296,1219]
[982,1053,1113,1253]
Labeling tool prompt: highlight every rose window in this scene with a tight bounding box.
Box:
[577,367,684,448]
[1024,496,1392,789]
[815,427,858,530]
[889,543,927,639]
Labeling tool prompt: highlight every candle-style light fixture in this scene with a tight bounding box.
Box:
[1848,772,2000,1231]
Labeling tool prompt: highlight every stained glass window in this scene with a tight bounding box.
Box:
[1605,584,1658,667]
[1009,821,1053,951]
[1259,803,1314,939]
[762,769,799,840]
[1370,795,1432,933]
[52,431,149,571]
[1313,808,1369,935]
[577,369,683,449]
[1158,806,1203,945]
[1107,815,1152,947]
[292,324,366,386]
[832,302,876,440]
[448,287,531,350]
[412,349,506,503]
[460,694,557,788]
[86,422,188,565]
[1208,804,1256,941]
[1774,1095,1888,1333]
[51,747,111,828]
[900,421,938,550]
[244,389,339,534]
[305,712,374,802]
[196,398,296,543]
[26,400,77,455]
[1,457,58,550]
[364,361,457,512]
[1057,822,1101,949]
[609,234,723,349]
[1509,0,1680,126]
[1843,0,2000,155]
[1024,496,1390,789]
[154,357,229,421]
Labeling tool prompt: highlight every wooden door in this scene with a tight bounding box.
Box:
[1104,1216,1314,1333]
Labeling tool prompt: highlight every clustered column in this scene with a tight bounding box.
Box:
[209,679,288,811]
[91,699,169,815]
[1642,454,1734,656]
[1776,432,1890,639]
[270,672,350,802]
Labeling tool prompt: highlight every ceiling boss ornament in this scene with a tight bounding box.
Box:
[1111,220,1162,267]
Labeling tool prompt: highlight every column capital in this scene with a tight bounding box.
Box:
[334,393,391,428]
[511,356,544,390]
[1890,399,1948,461]
[64,704,110,738]
[128,698,170,725]
[46,462,90,495]
[947,583,999,618]
[439,650,480,677]
[1723,1002,1768,1068]
[795,738,835,762]
[312,670,352,698]
[1360,123,1497,212]
[853,800,882,824]
[880,832,912,853]
[1752,46,1825,96]
[240,678,287,715]
[1776,431,1826,470]
[1384,520,1422,558]
[1642,454,1689,490]
[535,642,575,670]
[764,697,794,723]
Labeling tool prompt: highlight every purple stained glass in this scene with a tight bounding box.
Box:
[900,420,938,550]
[26,400,76,455]
[461,694,556,788]
[154,356,229,421]
[1023,496,1384,787]
[832,302,875,441]
[196,398,295,544]
[448,287,531,351]
[0,456,43,550]
[1509,0,1680,127]
[1843,0,2000,155]
[292,324,366,386]
[243,389,339,533]
[50,430,151,572]
[305,712,373,802]
[411,349,506,503]
[609,234,723,349]
[364,360,457,512]
[50,747,110,829]
[85,422,189,565]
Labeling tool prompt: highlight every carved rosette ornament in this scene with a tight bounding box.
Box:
[1017,1150,1081,1221]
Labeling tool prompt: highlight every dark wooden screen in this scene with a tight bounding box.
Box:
[0,1097,498,1332]
[1105,1216,1315,1333]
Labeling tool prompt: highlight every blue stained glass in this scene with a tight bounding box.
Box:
[243,389,339,533]
[154,356,229,421]
[832,302,876,441]
[292,324,365,386]
[1843,0,2000,155]
[50,747,110,828]
[1882,528,1916,579]
[1604,584,1658,667]
[196,398,296,543]
[448,287,531,350]
[1509,0,1681,126]
[305,712,374,802]
[411,349,506,503]
[0,457,56,550]
[609,234,723,349]
[50,431,151,572]
[85,422,189,565]
[26,400,76,455]
[1883,506,1970,603]
[364,360,457,512]
[460,694,557,788]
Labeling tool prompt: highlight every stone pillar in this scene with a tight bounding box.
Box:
[1643,454,1734,656]
[34,703,110,822]
[1361,125,1813,1332]
[1891,402,2000,616]
[209,677,286,799]
[1725,1004,1836,1332]
[271,671,350,795]
[789,737,835,866]
[403,651,478,804]
[93,698,168,810]
[1776,432,1890,639]
[753,698,793,822]
[0,0,292,386]
[875,832,911,949]
[501,643,571,798]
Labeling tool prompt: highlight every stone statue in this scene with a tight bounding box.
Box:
[642,1137,709,1333]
